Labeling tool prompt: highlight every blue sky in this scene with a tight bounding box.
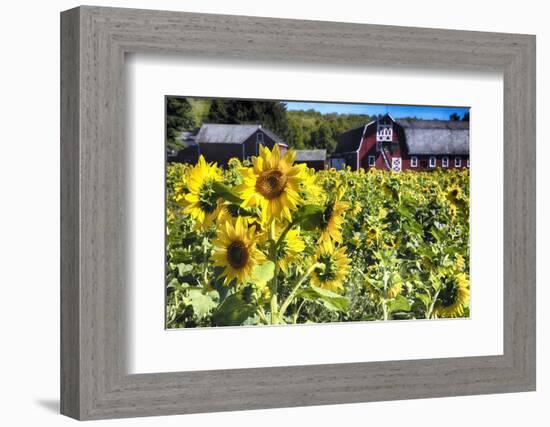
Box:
[285,101,469,120]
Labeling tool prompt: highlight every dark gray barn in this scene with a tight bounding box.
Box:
[294,149,327,170]
[169,124,288,167]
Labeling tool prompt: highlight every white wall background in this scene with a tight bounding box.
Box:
[0,0,546,425]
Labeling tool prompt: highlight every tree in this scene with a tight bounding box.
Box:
[286,110,372,154]
[166,97,196,150]
[206,100,290,141]
[449,113,461,121]
[462,112,470,121]
[206,99,229,123]
[309,122,336,153]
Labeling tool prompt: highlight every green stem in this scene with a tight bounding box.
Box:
[426,289,440,319]
[269,221,279,324]
[382,300,389,321]
[382,269,389,321]
[278,262,324,322]
[202,236,209,288]
[267,221,298,325]
[293,300,306,324]
[256,306,269,325]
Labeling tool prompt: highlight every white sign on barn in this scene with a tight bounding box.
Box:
[391,157,402,172]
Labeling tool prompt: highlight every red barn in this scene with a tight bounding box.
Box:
[331,115,470,172]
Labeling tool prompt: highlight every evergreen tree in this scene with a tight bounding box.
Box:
[166,97,195,150]
[205,100,290,141]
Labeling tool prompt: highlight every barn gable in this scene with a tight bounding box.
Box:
[333,123,370,153]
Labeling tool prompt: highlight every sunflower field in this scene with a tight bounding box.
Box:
[166,145,470,328]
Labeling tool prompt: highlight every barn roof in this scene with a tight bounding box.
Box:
[333,121,375,153]
[294,149,327,162]
[397,119,469,155]
[260,127,287,146]
[195,123,286,146]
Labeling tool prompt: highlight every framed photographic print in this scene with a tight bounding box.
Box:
[163,96,472,330]
[61,6,536,420]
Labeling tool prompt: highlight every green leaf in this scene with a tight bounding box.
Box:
[212,181,243,204]
[176,263,193,276]
[415,292,431,309]
[293,204,324,231]
[404,219,423,235]
[212,292,256,326]
[252,261,275,287]
[188,289,217,320]
[298,285,349,312]
[167,278,189,291]
[429,273,441,292]
[225,204,255,218]
[167,277,180,290]
[388,295,411,313]
[397,205,412,218]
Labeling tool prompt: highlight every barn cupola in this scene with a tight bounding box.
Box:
[376,115,394,151]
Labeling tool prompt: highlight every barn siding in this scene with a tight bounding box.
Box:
[342,152,358,170]
[199,143,243,167]
[243,131,280,159]
[296,160,326,171]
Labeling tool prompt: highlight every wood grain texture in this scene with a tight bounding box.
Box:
[60,7,80,419]
[60,6,536,420]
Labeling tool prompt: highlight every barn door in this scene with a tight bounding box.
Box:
[391,157,402,172]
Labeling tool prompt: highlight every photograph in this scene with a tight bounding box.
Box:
[165,97,470,328]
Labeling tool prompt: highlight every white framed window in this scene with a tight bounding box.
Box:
[376,124,393,142]
[410,156,418,168]
[368,155,375,167]
[467,159,470,168]
[429,156,437,168]
[256,132,264,144]
[455,157,462,167]
[442,156,449,168]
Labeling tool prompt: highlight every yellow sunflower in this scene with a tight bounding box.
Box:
[181,156,223,229]
[445,184,468,211]
[318,188,349,250]
[274,228,306,275]
[211,217,266,287]
[366,226,381,245]
[446,184,463,202]
[310,245,351,292]
[387,273,403,299]
[455,254,466,271]
[236,145,305,223]
[433,272,470,318]
[300,167,323,204]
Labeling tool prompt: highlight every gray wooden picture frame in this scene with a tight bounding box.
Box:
[60,5,536,421]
